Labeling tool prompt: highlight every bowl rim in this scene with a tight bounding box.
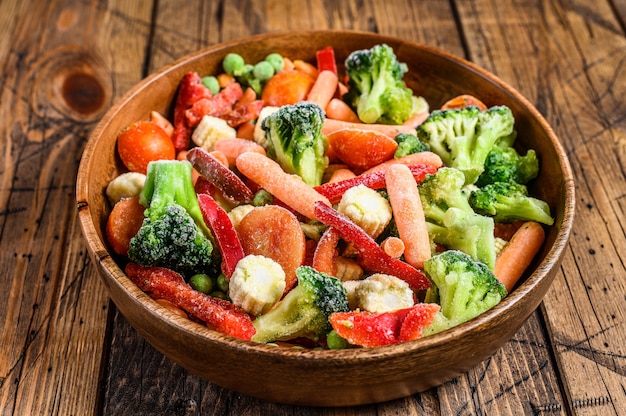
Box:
[77,29,576,363]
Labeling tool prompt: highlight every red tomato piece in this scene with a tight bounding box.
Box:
[117,120,175,174]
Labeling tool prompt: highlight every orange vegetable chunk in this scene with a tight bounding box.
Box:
[326,128,398,171]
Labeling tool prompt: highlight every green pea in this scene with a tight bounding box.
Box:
[264,53,284,72]
[210,291,229,301]
[252,189,274,206]
[189,273,214,294]
[216,273,229,293]
[326,330,349,350]
[201,76,220,94]
[253,61,275,81]
[222,53,245,76]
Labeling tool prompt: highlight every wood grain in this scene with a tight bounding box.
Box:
[1,0,624,414]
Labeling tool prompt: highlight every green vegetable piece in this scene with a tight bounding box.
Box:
[475,146,539,187]
[222,53,246,76]
[201,76,220,95]
[216,273,229,293]
[264,53,284,72]
[189,273,214,294]
[251,266,349,343]
[326,330,349,349]
[422,250,507,336]
[252,189,274,206]
[394,132,430,158]
[253,61,275,81]
[261,101,328,187]
[210,291,229,301]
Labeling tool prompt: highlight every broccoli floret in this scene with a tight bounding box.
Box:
[261,101,328,187]
[419,167,496,269]
[417,105,515,184]
[394,132,430,158]
[475,145,539,187]
[422,250,507,336]
[128,160,214,276]
[343,44,414,125]
[251,266,349,343]
[469,181,554,225]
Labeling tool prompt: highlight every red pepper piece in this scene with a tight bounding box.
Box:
[197,194,245,278]
[315,164,437,204]
[125,263,255,340]
[316,46,338,74]
[172,72,212,152]
[313,201,431,290]
[185,82,244,127]
[194,176,217,197]
[187,147,254,203]
[329,303,439,347]
[222,100,264,127]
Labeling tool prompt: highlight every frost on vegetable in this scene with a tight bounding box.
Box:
[228,254,286,316]
[106,172,147,206]
[191,115,237,151]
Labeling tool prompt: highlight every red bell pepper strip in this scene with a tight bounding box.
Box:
[197,194,245,278]
[316,46,338,74]
[313,201,431,290]
[314,164,438,205]
[125,263,255,340]
[187,147,254,203]
[222,99,264,127]
[329,303,440,347]
[171,72,212,152]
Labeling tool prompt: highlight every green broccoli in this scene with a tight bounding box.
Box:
[422,250,507,336]
[261,101,328,187]
[475,145,539,187]
[417,105,515,184]
[469,181,554,225]
[251,266,349,343]
[419,167,496,269]
[128,160,214,276]
[343,43,414,125]
[394,132,430,158]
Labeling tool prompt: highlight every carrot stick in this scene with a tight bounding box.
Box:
[494,221,546,292]
[235,152,331,219]
[441,94,487,111]
[325,98,361,122]
[312,227,340,276]
[213,137,266,166]
[402,110,429,128]
[381,236,405,259]
[328,167,356,183]
[322,118,417,137]
[293,59,319,79]
[306,70,339,109]
[385,164,431,269]
[361,151,443,175]
[150,111,174,137]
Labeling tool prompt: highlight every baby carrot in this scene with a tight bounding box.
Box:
[150,110,174,137]
[235,152,331,219]
[322,118,417,137]
[325,98,361,123]
[306,70,339,109]
[381,236,405,259]
[494,221,546,292]
[402,110,429,129]
[237,121,256,140]
[293,59,319,79]
[213,137,266,166]
[312,227,340,276]
[361,151,443,175]
[328,167,356,183]
[385,164,431,269]
[441,94,487,111]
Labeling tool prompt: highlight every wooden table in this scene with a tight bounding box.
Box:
[1,0,624,414]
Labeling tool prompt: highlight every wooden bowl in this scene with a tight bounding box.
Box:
[76,30,575,407]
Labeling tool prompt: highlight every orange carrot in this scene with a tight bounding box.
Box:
[237,121,256,140]
[385,164,431,269]
[208,150,229,167]
[361,151,443,175]
[336,81,349,98]
[217,73,235,88]
[261,69,315,107]
[306,70,339,109]
[441,94,488,111]
[312,227,340,276]
[235,152,331,219]
[234,87,257,108]
[213,137,266,166]
[293,59,319,79]
[326,128,398,171]
[328,167,356,183]
[381,236,405,259]
[494,221,546,292]
[105,196,145,256]
[322,118,417,137]
[325,98,361,123]
[155,298,188,319]
[402,110,430,128]
[150,110,174,137]
[282,57,295,71]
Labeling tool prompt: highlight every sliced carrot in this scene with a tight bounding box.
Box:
[325,98,361,123]
[235,152,331,219]
[441,94,488,111]
[381,236,405,259]
[261,69,315,107]
[402,110,430,128]
[361,151,443,175]
[306,70,339,109]
[150,110,174,137]
[311,226,340,276]
[235,87,257,108]
[322,118,417,138]
[385,164,431,269]
[328,167,356,183]
[494,221,546,292]
[293,59,319,79]
[105,196,145,256]
[217,73,235,88]
[213,137,266,166]
[237,205,306,294]
[326,128,398,171]
[237,121,256,140]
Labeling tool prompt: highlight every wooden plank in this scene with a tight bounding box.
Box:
[0,0,154,414]
[454,0,626,414]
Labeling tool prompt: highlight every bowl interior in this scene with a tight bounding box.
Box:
[76,30,575,406]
